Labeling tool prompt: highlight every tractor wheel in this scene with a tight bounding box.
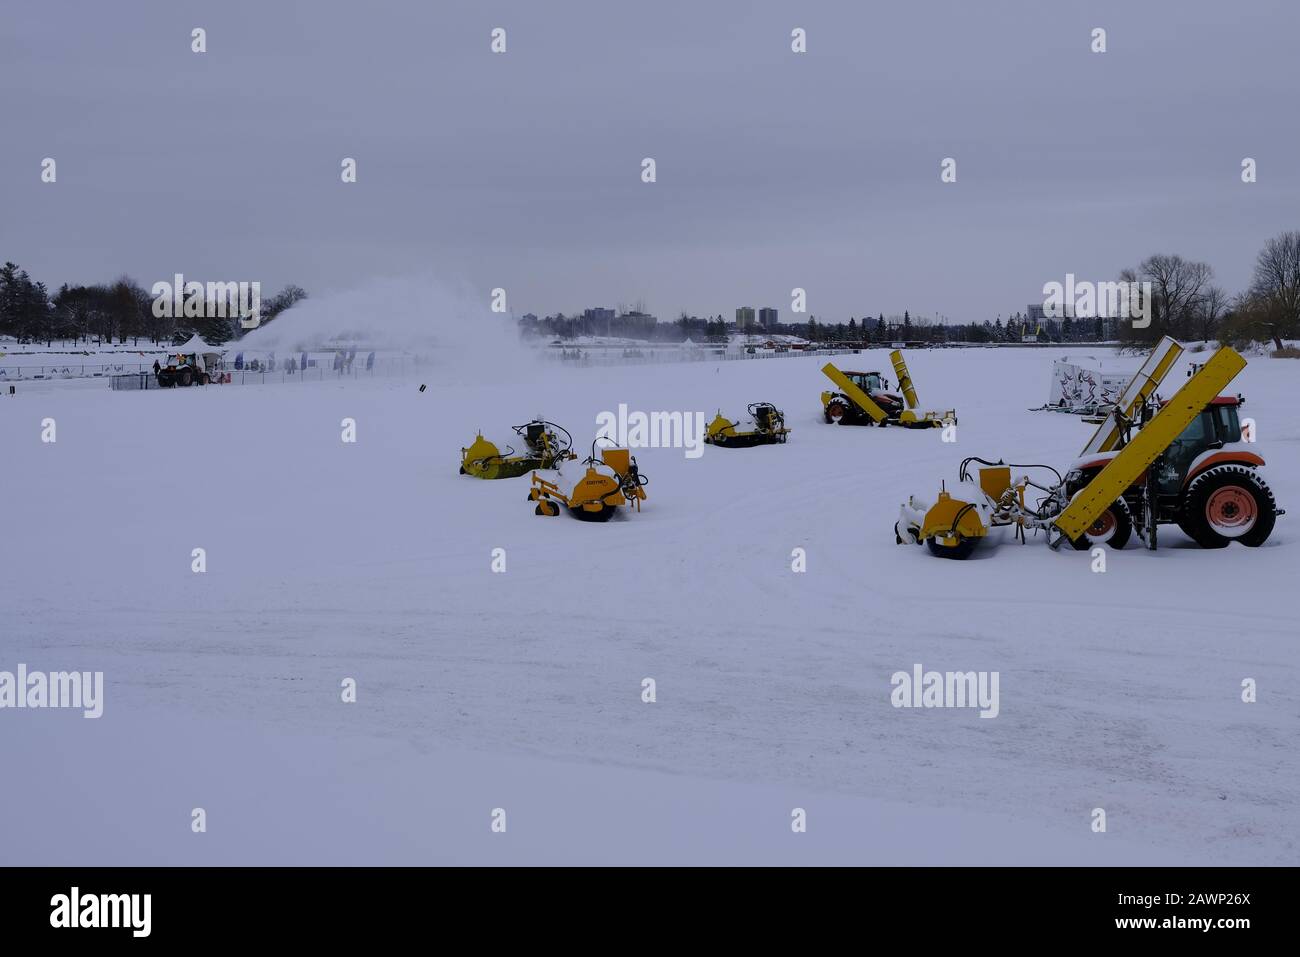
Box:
[1070,498,1132,551]
[199,373,210,385]
[180,369,193,387]
[1179,465,1276,548]
[534,501,559,517]
[925,535,976,560]
[824,400,847,424]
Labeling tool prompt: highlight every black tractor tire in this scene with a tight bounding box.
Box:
[179,369,193,387]
[1070,498,1132,551]
[925,535,976,560]
[1179,465,1276,548]
[569,501,616,521]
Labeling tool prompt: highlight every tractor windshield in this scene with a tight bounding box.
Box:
[850,372,884,393]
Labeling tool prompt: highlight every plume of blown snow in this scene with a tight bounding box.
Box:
[235,275,532,374]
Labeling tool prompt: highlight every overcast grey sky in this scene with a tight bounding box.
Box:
[2,0,1297,324]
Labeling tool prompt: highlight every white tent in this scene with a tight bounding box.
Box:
[177,334,221,355]
[173,334,224,373]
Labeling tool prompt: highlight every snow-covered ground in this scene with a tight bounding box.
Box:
[2,346,1297,865]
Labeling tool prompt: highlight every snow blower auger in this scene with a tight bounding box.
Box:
[460,419,577,479]
[704,402,790,448]
[821,351,955,428]
[895,343,1283,558]
[528,439,649,521]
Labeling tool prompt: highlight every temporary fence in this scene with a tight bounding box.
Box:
[0,362,154,381]
[110,356,423,391]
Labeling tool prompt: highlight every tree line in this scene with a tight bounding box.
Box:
[518,230,1300,349]
[0,264,307,347]
[521,305,1130,346]
[1117,232,1300,350]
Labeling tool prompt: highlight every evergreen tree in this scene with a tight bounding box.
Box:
[0,262,22,337]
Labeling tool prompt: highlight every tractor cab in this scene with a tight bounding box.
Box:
[838,370,903,416]
[1073,395,1252,496]
[843,371,890,395]
[1152,396,1246,495]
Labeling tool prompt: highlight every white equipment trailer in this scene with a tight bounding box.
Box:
[1038,354,1135,414]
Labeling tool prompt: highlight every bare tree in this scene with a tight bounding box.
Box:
[1197,285,1230,342]
[1246,231,1300,349]
[1119,255,1212,344]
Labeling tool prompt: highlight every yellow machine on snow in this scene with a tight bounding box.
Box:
[895,340,1283,557]
[529,440,649,521]
[705,402,790,448]
[821,351,955,428]
[460,419,577,479]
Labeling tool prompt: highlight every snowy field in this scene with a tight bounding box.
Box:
[2,346,1297,865]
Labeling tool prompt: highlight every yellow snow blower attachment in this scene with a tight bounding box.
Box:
[821,355,954,428]
[460,419,577,479]
[1078,336,1182,455]
[895,344,1280,557]
[528,441,649,521]
[705,402,790,448]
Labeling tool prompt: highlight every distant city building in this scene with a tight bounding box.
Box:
[758,307,777,330]
[583,307,615,324]
[736,306,756,330]
[1027,303,1073,322]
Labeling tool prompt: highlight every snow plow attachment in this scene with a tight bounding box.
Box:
[896,483,997,559]
[704,402,790,448]
[460,419,576,479]
[896,344,1278,557]
[528,443,648,521]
